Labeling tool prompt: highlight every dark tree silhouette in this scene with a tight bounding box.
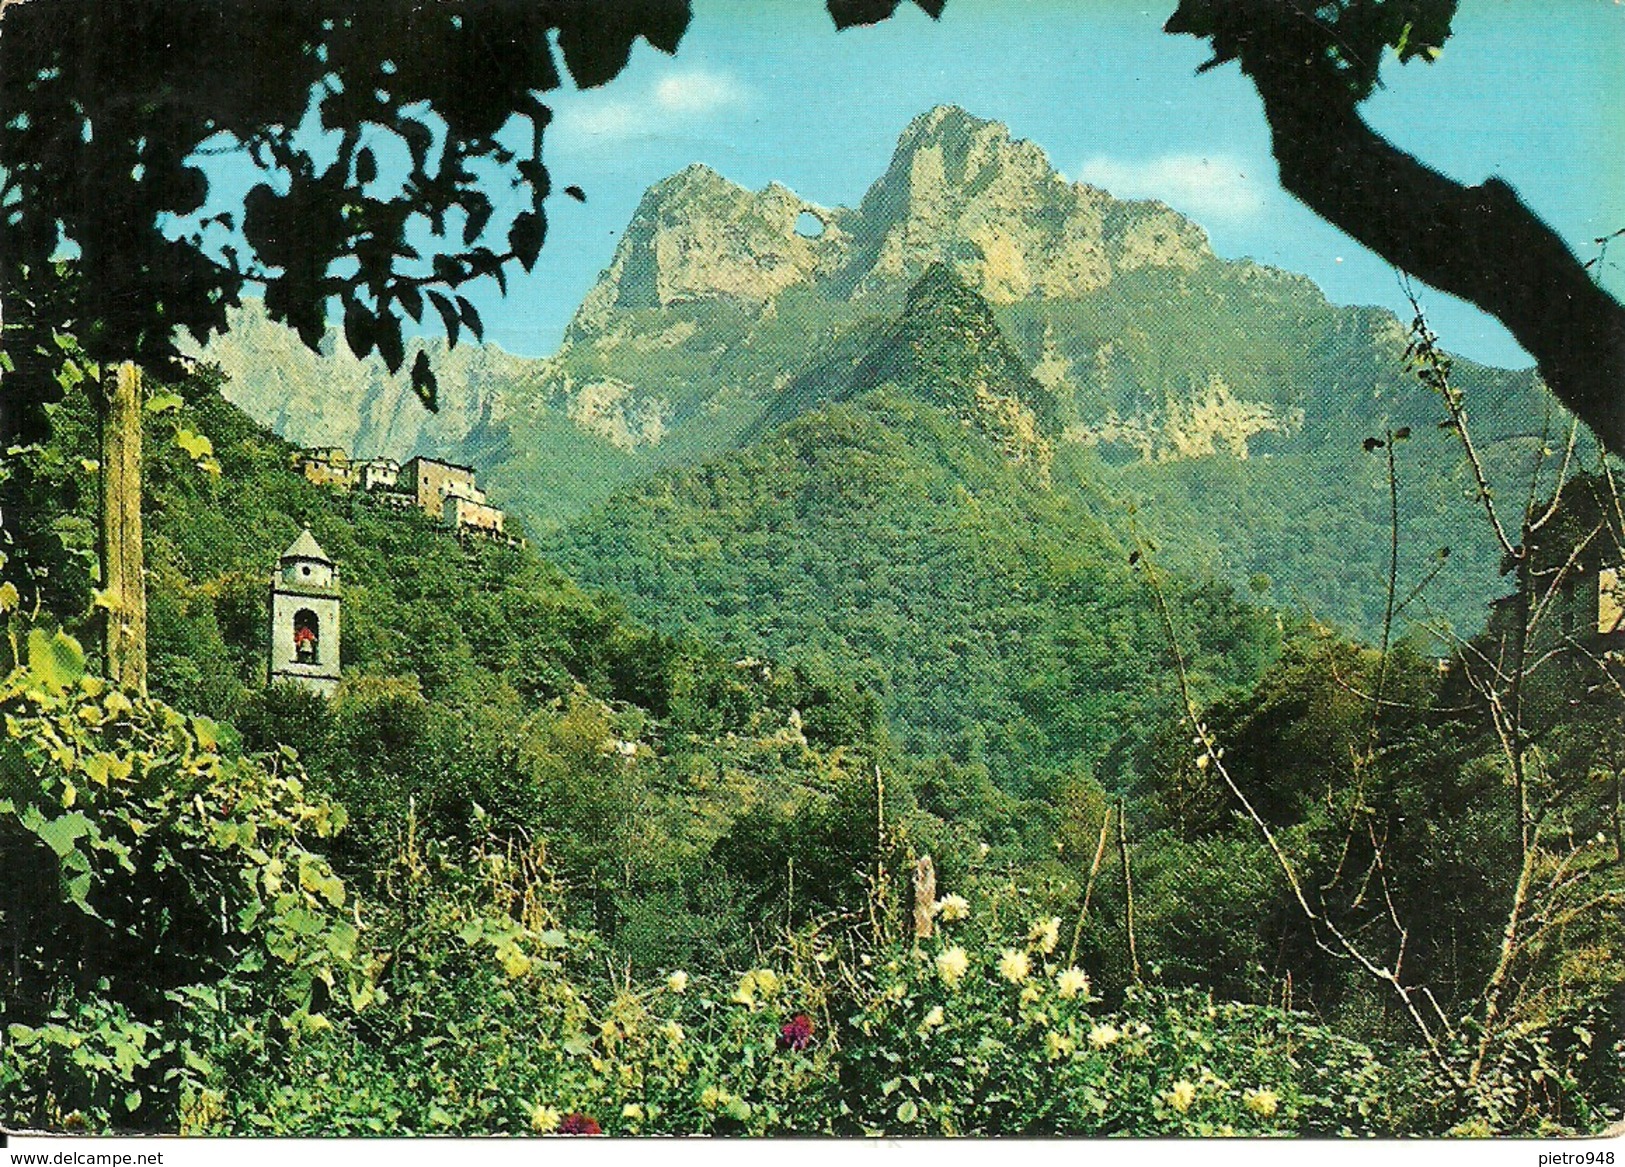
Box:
[1165,0,1625,453]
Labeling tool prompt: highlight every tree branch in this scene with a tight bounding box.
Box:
[1248,67,1625,453]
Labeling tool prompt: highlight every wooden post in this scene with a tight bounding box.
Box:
[1116,796,1141,984]
[912,854,936,940]
[100,361,146,694]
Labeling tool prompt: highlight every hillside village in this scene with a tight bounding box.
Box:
[295,447,512,540]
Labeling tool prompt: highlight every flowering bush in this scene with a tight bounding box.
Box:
[834,896,1404,1136]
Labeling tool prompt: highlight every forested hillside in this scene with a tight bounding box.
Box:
[547,267,1280,799]
[4,96,1620,1139]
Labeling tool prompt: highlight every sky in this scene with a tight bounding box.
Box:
[210,1,1625,370]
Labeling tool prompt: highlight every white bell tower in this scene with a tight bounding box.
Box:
[268,528,341,697]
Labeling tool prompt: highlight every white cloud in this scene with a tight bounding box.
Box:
[1074,154,1269,224]
[654,69,745,115]
[556,68,745,145]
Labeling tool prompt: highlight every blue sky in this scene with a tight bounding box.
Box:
[208,1,1625,370]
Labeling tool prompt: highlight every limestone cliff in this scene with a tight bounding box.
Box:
[192,300,542,461]
[565,105,1214,332]
[837,105,1211,303]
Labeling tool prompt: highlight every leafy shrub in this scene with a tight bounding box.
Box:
[0,627,371,1131]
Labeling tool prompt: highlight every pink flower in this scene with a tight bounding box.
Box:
[778,1013,815,1052]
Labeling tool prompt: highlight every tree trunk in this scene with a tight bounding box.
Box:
[100,361,146,694]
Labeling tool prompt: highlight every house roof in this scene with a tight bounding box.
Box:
[405,454,476,476]
[281,527,332,564]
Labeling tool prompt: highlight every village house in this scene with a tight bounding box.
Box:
[297,447,354,490]
[1486,473,1625,647]
[356,456,401,492]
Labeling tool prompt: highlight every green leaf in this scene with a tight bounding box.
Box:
[144,390,185,415]
[896,1099,919,1124]
[174,428,216,463]
[190,715,220,751]
[125,1089,142,1112]
[32,811,93,858]
[27,627,86,692]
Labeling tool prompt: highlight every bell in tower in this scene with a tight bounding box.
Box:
[268,528,341,696]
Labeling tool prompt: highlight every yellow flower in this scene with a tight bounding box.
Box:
[936,946,970,987]
[1088,1023,1121,1049]
[530,1104,561,1134]
[1244,1088,1280,1118]
[1044,1031,1076,1061]
[934,893,970,922]
[998,949,1031,984]
[700,1086,723,1111]
[663,1021,685,1045]
[921,1005,946,1029]
[752,968,780,997]
[1028,916,1061,955]
[621,1103,645,1123]
[884,981,907,1002]
[1055,967,1090,1000]
[731,971,758,1006]
[666,970,689,993]
[1167,1080,1197,1114]
[1020,982,1043,1005]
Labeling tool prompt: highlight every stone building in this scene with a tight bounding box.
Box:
[399,456,479,513]
[1487,473,1625,647]
[357,457,401,492]
[298,448,354,490]
[268,528,341,697]
[399,455,506,535]
[443,493,506,536]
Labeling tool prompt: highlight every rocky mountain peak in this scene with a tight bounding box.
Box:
[838,104,1213,303]
[565,165,847,338]
[565,105,1218,337]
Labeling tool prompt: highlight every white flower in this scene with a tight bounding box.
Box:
[936,946,970,987]
[530,1104,561,1133]
[1055,966,1090,1000]
[1088,1023,1121,1049]
[998,949,1031,984]
[666,970,689,993]
[934,893,970,921]
[1029,916,1061,955]
[921,1005,945,1029]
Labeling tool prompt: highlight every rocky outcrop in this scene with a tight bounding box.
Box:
[192,300,538,461]
[837,106,1211,303]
